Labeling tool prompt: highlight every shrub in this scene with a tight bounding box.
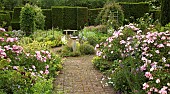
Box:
[96,2,124,29]
[42,9,52,30]
[34,5,45,30]
[80,43,95,55]
[20,4,35,36]
[77,7,88,30]
[63,7,77,30]
[149,10,161,21]
[51,6,64,29]
[0,13,11,27]
[79,30,99,46]
[119,2,149,22]
[160,0,170,26]
[11,7,22,30]
[88,8,103,26]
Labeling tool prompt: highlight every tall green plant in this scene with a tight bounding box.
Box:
[20,3,35,36]
[34,5,45,30]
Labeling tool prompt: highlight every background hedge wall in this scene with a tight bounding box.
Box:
[88,8,102,25]
[63,7,77,30]
[0,12,11,26]
[149,10,160,21]
[119,2,149,20]
[77,7,88,30]
[52,6,64,29]
[42,9,52,30]
[11,7,22,30]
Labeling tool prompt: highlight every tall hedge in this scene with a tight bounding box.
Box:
[0,13,10,26]
[20,4,35,36]
[161,0,170,26]
[42,9,52,30]
[77,7,88,30]
[52,6,64,29]
[63,7,77,30]
[149,10,161,21]
[88,8,103,25]
[11,7,22,30]
[119,2,149,20]
[0,11,11,26]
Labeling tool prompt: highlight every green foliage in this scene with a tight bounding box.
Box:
[63,7,77,30]
[32,30,63,47]
[115,0,148,2]
[12,7,22,22]
[79,30,99,46]
[96,2,124,29]
[30,78,53,94]
[0,12,10,26]
[88,8,103,26]
[160,0,170,26]
[34,5,45,30]
[149,10,160,21]
[42,9,52,30]
[1,0,22,10]
[20,4,35,36]
[79,43,95,55]
[10,7,21,30]
[77,7,88,30]
[119,2,149,22]
[51,6,64,29]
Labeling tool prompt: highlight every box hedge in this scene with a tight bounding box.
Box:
[63,7,77,30]
[149,10,161,21]
[52,6,64,29]
[88,8,102,25]
[0,13,11,26]
[77,7,88,30]
[42,9,52,30]
[119,2,149,20]
[11,7,22,30]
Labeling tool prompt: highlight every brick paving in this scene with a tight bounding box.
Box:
[54,55,115,94]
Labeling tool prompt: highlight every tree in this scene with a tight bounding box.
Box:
[20,4,35,36]
[161,0,170,26]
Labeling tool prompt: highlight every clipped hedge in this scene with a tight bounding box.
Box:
[63,7,77,30]
[149,10,161,21]
[52,6,64,29]
[161,0,170,26]
[88,8,102,25]
[0,12,11,26]
[119,2,149,20]
[11,7,22,30]
[77,7,88,30]
[42,9,52,30]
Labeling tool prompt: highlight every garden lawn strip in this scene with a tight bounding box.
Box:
[53,55,115,94]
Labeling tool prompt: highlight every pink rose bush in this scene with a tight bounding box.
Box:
[93,23,170,93]
[0,29,62,93]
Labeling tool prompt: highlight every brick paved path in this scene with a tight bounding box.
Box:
[54,55,115,94]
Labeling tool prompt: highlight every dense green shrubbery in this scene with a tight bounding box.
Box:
[88,8,103,26]
[79,43,95,55]
[42,9,52,30]
[20,4,45,36]
[96,2,124,29]
[20,4,35,36]
[31,30,63,47]
[160,0,170,26]
[119,2,149,23]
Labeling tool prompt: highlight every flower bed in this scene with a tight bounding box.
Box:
[0,28,62,93]
[93,23,170,94]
